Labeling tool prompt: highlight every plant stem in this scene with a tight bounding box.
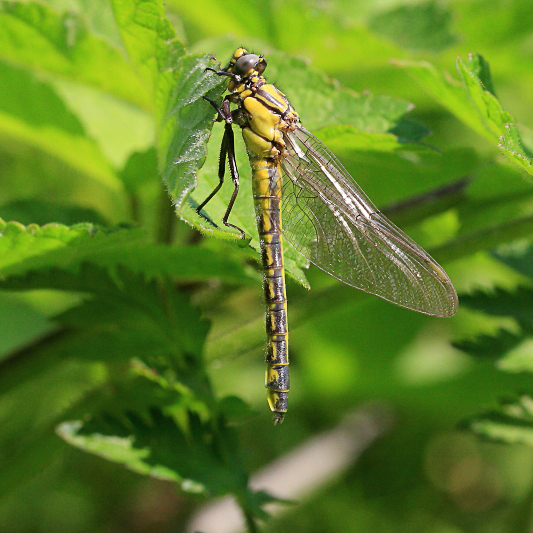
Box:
[157,184,176,244]
[128,191,141,224]
[242,506,260,533]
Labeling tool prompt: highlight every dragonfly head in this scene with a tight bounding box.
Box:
[224,48,267,80]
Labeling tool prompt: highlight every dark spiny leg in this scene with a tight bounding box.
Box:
[203,95,231,122]
[204,68,241,83]
[221,122,247,239]
[196,129,228,217]
[197,96,248,239]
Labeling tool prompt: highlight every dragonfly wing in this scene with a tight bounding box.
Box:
[281,126,458,317]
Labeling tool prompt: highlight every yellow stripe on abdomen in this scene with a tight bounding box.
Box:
[251,160,289,422]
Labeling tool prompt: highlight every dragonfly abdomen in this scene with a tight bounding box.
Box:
[252,161,289,424]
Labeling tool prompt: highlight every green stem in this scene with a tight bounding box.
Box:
[242,506,260,533]
[128,191,141,224]
[432,213,533,264]
[156,184,176,244]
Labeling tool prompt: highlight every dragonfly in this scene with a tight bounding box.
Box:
[198,48,458,424]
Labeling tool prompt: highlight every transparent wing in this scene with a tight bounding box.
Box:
[281,126,458,317]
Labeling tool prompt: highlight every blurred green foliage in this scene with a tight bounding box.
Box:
[1,0,533,532]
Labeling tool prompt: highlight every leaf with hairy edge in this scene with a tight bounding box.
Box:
[57,404,259,499]
[457,54,533,174]
[0,219,252,284]
[456,54,513,141]
[500,123,533,175]
[160,54,226,209]
[108,0,227,212]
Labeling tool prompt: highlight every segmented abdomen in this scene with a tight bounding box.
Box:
[251,160,289,423]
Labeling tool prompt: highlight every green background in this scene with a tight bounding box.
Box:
[2,0,533,532]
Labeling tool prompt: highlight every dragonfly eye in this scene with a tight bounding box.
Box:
[234,54,260,75]
[256,57,267,74]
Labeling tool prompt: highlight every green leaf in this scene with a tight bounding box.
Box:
[0,268,215,500]
[262,52,421,136]
[0,219,252,284]
[465,395,533,446]
[0,59,119,189]
[456,54,514,141]
[57,406,250,497]
[0,199,109,227]
[111,0,186,106]
[399,54,533,175]
[396,57,496,143]
[0,1,151,109]
[453,328,526,360]
[500,123,533,175]
[369,0,458,52]
[459,286,533,321]
[464,53,496,95]
[431,214,533,265]
[159,54,226,206]
[493,242,533,280]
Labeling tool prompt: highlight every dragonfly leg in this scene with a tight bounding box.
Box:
[203,95,232,123]
[221,122,247,239]
[197,98,248,239]
[204,68,241,83]
[196,127,228,217]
